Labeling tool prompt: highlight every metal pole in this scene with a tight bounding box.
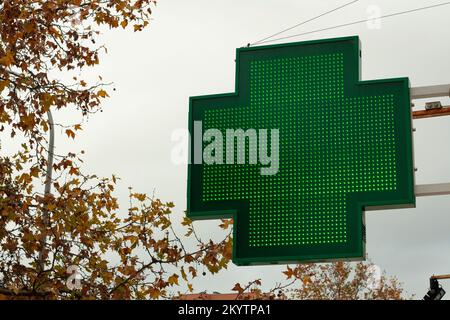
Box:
[38,110,54,272]
[44,110,54,195]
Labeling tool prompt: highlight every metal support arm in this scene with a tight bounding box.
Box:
[411,84,450,100]
[415,183,450,197]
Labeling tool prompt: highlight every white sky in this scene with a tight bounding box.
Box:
[4,0,450,298]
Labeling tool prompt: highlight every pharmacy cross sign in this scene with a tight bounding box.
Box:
[187,36,415,265]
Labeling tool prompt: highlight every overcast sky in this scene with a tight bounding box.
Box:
[5,0,450,298]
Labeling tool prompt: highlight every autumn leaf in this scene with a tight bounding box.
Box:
[219,218,233,229]
[97,89,109,98]
[65,129,76,139]
[0,79,9,92]
[30,166,39,178]
[232,283,244,294]
[181,216,192,226]
[149,288,160,299]
[17,173,31,185]
[180,267,188,281]
[168,274,179,286]
[41,120,49,132]
[0,51,14,66]
[188,266,197,278]
[20,114,36,130]
[132,193,146,201]
[41,93,55,112]
[283,266,294,279]
[69,167,79,175]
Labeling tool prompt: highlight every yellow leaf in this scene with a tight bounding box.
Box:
[181,217,192,226]
[0,52,14,66]
[97,89,109,98]
[168,274,179,286]
[181,267,187,281]
[132,193,146,202]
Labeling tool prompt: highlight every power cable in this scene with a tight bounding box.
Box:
[250,0,360,46]
[252,1,450,46]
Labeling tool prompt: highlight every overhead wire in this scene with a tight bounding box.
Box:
[250,1,450,46]
[250,0,360,46]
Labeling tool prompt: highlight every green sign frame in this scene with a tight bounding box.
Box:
[187,36,415,266]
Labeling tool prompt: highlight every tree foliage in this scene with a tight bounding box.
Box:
[231,262,406,300]
[0,0,234,299]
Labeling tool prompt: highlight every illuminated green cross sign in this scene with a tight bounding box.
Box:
[187,36,415,265]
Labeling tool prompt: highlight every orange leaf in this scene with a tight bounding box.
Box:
[65,129,75,139]
[283,266,294,279]
[302,276,311,285]
[30,166,39,178]
[69,167,79,175]
[97,89,109,98]
[149,288,160,299]
[0,79,9,92]
[0,52,14,66]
